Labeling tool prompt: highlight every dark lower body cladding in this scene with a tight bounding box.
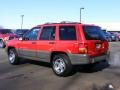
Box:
[69,53,109,65]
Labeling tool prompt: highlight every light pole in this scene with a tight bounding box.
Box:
[80,7,84,23]
[21,15,24,29]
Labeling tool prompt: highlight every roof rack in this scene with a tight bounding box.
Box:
[44,21,81,25]
[44,22,56,24]
[60,21,80,24]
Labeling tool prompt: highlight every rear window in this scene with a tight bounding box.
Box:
[83,26,106,40]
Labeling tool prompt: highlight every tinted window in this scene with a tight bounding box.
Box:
[83,26,106,40]
[23,28,39,40]
[40,26,56,40]
[59,26,76,40]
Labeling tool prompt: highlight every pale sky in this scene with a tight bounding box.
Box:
[92,22,120,31]
[0,0,120,31]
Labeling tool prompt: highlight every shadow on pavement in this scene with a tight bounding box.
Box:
[19,59,51,68]
[70,60,109,75]
[19,59,109,76]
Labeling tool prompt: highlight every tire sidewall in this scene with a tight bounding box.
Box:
[52,54,72,76]
[8,49,19,65]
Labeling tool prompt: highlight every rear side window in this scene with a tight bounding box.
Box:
[59,26,76,40]
[40,26,56,40]
[83,26,106,40]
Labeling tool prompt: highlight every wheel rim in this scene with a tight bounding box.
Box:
[9,50,15,63]
[53,58,66,74]
[0,40,3,47]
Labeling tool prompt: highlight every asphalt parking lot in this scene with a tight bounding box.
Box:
[0,42,120,90]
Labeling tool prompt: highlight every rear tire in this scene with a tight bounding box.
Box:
[8,48,20,65]
[0,40,5,48]
[52,54,72,77]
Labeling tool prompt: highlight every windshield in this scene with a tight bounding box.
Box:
[0,29,13,34]
[83,26,106,40]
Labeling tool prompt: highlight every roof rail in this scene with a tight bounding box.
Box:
[44,22,55,24]
[60,21,80,24]
[44,21,81,25]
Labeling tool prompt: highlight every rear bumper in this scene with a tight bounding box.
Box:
[68,53,109,65]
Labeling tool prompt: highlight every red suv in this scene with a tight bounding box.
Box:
[6,22,109,76]
[0,29,16,48]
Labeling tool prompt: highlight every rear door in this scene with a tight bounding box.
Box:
[55,25,79,54]
[82,26,108,57]
[36,26,56,62]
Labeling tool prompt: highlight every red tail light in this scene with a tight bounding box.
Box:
[79,43,88,54]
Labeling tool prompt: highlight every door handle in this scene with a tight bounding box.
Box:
[32,42,36,44]
[49,42,55,44]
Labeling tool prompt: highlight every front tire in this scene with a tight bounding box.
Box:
[8,48,19,65]
[52,54,72,77]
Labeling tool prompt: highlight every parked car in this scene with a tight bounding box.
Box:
[0,29,16,48]
[6,22,109,76]
[102,31,118,42]
[102,30,111,42]
[113,32,120,41]
[15,29,29,38]
[108,32,118,41]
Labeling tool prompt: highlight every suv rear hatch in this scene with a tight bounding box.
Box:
[82,25,108,57]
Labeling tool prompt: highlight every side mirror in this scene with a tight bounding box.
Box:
[19,37,23,41]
